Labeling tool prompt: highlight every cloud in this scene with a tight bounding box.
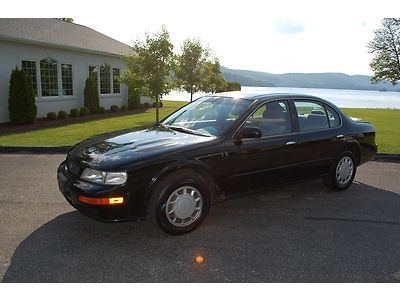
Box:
[272,19,306,35]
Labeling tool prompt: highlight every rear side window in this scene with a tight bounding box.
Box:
[294,101,329,132]
[325,105,341,128]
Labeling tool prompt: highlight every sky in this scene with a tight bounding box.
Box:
[2,0,400,76]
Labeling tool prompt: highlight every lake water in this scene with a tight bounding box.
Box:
[162,86,400,109]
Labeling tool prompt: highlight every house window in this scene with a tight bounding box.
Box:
[113,68,120,94]
[88,65,98,81]
[40,58,58,96]
[100,64,111,94]
[21,60,38,97]
[61,64,73,96]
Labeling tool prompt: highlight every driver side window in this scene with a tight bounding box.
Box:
[247,101,292,136]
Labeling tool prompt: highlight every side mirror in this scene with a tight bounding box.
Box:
[234,126,262,142]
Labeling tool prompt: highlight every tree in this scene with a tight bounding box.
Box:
[8,68,37,124]
[367,18,400,85]
[121,25,174,123]
[175,38,210,102]
[84,76,99,113]
[199,58,227,93]
[175,38,227,101]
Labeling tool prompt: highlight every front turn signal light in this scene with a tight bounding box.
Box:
[79,196,124,205]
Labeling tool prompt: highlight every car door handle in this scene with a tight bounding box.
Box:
[336,134,344,139]
[285,141,297,146]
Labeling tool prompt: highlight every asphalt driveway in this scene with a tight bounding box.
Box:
[0,154,399,282]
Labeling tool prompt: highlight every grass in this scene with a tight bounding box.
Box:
[0,101,187,147]
[342,108,400,154]
[0,103,398,153]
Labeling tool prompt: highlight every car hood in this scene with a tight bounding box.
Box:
[68,127,216,170]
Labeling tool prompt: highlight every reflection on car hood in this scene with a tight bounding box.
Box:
[68,127,215,170]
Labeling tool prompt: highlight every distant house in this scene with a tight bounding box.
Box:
[0,18,131,123]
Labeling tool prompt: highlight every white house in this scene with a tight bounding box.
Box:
[0,18,131,123]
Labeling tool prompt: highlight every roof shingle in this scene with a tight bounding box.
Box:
[0,18,131,56]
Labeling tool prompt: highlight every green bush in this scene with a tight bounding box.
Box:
[47,112,57,120]
[226,82,241,91]
[121,105,128,111]
[128,89,141,109]
[58,111,67,119]
[84,76,99,113]
[110,105,119,112]
[8,68,37,124]
[139,103,145,109]
[159,101,163,108]
[70,108,79,117]
[99,106,105,113]
[143,102,150,109]
[79,106,90,116]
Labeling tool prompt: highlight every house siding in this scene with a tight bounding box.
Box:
[0,40,128,123]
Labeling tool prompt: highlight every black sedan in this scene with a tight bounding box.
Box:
[57,92,377,234]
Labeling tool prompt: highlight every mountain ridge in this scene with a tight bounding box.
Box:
[220,66,400,91]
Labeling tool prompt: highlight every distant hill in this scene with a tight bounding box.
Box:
[220,66,400,91]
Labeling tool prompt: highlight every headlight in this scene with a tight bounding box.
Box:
[80,168,127,185]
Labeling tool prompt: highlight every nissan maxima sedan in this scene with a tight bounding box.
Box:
[57,92,377,234]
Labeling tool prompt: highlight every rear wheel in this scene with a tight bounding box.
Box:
[323,151,357,190]
[147,170,213,235]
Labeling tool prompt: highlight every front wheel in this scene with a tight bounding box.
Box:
[147,170,213,235]
[323,151,357,190]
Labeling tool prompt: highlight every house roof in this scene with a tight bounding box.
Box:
[0,18,131,57]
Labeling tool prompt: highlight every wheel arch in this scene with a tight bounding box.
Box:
[340,140,361,165]
[143,160,219,214]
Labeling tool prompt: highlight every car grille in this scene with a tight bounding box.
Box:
[67,158,82,177]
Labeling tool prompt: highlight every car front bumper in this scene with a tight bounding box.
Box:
[57,161,139,222]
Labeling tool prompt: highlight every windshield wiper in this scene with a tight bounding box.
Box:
[168,125,212,137]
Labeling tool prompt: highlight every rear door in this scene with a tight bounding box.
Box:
[289,99,344,177]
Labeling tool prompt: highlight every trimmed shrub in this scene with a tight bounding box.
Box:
[110,105,119,112]
[47,112,57,120]
[159,101,163,108]
[121,105,128,111]
[79,106,90,116]
[143,102,150,109]
[99,106,105,113]
[70,108,79,117]
[8,68,37,124]
[226,81,241,91]
[84,76,99,113]
[128,89,141,109]
[58,111,67,119]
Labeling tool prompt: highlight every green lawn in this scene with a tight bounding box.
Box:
[0,101,187,147]
[0,103,398,153]
[342,108,400,154]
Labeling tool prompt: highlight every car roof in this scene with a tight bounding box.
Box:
[204,91,342,110]
[209,91,323,101]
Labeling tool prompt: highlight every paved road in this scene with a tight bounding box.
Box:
[0,154,399,282]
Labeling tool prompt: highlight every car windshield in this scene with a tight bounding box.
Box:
[162,96,252,137]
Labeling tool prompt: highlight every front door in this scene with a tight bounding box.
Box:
[223,100,303,195]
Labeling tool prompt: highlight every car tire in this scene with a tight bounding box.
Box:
[147,169,213,235]
[323,150,357,191]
